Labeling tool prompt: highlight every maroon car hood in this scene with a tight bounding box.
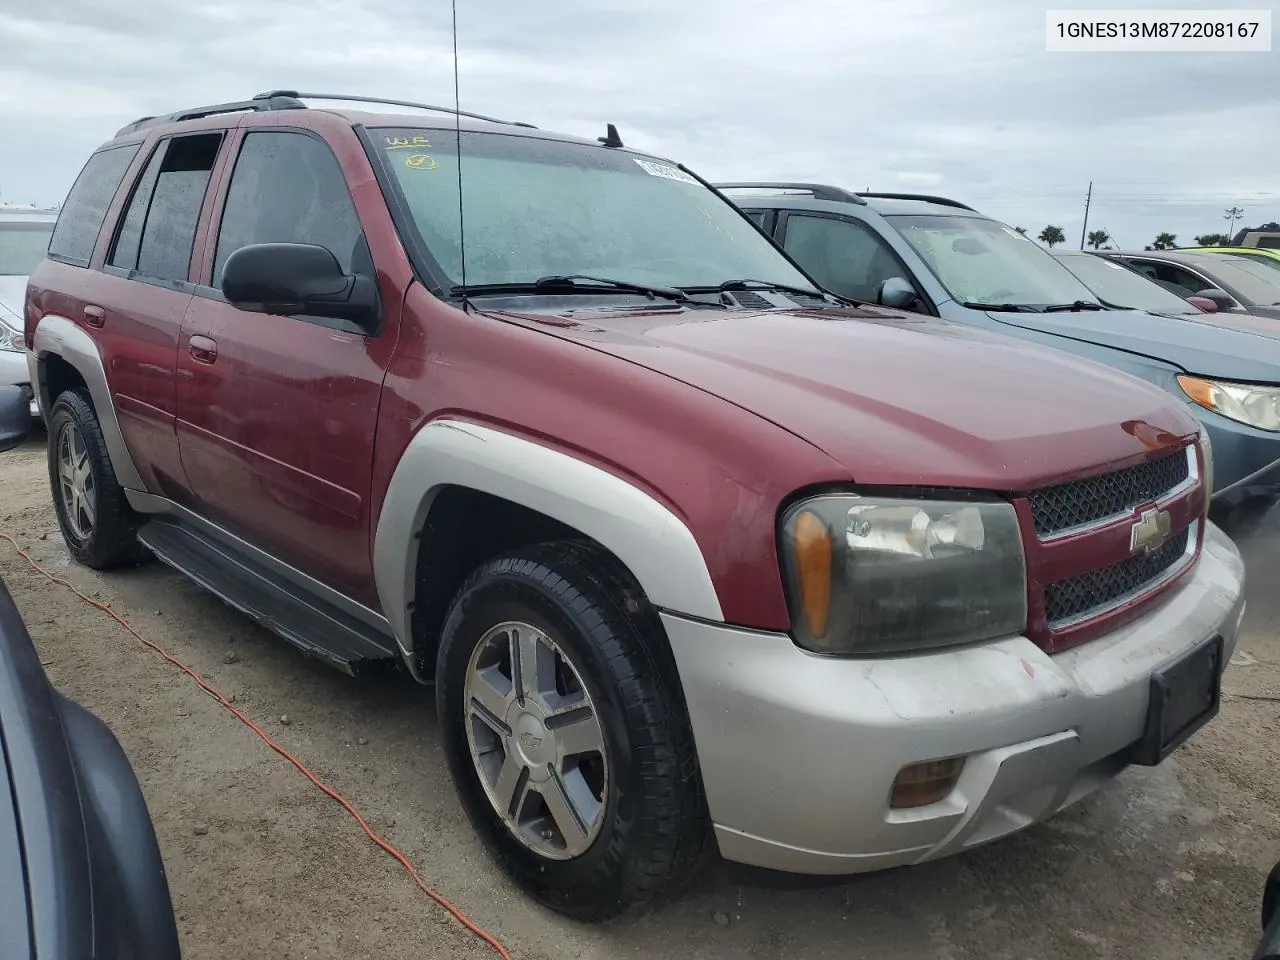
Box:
[499,305,1200,491]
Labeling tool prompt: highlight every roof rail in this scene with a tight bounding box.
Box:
[254,90,538,128]
[113,90,538,139]
[714,182,867,205]
[114,93,307,137]
[856,192,976,211]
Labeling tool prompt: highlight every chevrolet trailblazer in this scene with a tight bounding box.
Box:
[25,91,1244,919]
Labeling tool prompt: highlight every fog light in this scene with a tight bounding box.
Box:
[890,757,965,808]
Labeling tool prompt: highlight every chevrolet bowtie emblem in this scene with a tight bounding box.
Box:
[1130,507,1173,556]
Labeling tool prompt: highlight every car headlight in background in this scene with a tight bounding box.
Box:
[1178,374,1280,432]
[778,495,1027,655]
[0,322,23,354]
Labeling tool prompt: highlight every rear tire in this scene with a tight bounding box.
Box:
[46,390,146,569]
[435,540,710,920]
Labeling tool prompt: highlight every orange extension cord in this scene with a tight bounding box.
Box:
[0,532,514,960]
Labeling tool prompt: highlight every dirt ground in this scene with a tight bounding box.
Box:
[2,431,1279,960]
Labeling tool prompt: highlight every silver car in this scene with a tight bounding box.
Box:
[0,207,57,417]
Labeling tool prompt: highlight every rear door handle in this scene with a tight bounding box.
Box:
[188,335,218,365]
[83,305,105,328]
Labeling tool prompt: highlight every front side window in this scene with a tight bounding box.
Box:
[0,220,56,275]
[892,214,1099,309]
[375,128,815,294]
[214,132,364,287]
[48,144,140,265]
[781,214,911,302]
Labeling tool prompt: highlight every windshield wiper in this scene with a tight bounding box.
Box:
[534,275,693,301]
[454,275,700,303]
[963,301,1040,313]
[683,279,846,304]
[1044,300,1105,312]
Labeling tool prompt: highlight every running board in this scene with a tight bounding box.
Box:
[136,520,399,675]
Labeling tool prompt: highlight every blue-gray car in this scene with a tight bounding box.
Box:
[718,183,1280,527]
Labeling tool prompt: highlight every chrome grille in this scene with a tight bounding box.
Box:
[1027,450,1190,539]
[1044,526,1191,626]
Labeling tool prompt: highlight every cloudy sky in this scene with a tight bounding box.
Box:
[1,0,1277,249]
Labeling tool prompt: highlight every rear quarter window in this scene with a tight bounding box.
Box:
[47,143,142,266]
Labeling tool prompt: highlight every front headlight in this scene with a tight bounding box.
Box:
[0,322,23,354]
[778,495,1027,655]
[1178,374,1280,432]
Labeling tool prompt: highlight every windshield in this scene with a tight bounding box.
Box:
[1055,253,1197,315]
[0,220,54,275]
[1205,258,1280,305]
[891,214,1099,308]
[1236,253,1280,275]
[376,128,816,293]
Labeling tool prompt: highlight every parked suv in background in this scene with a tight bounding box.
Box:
[721,184,1280,527]
[0,208,56,416]
[26,92,1243,920]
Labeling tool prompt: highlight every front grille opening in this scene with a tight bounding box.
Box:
[1045,526,1191,627]
[1027,450,1190,538]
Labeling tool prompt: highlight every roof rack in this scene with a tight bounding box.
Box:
[114,93,307,137]
[856,192,976,211]
[713,182,867,205]
[253,91,538,128]
[114,89,537,139]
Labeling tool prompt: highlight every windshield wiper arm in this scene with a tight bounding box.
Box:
[963,301,1040,313]
[684,279,846,304]
[1044,300,1105,312]
[454,275,698,302]
[534,275,692,301]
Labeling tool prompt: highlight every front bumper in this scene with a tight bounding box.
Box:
[664,522,1245,875]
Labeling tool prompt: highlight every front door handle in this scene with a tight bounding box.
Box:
[188,335,218,365]
[83,305,105,328]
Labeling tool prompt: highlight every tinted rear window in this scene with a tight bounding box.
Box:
[48,144,141,266]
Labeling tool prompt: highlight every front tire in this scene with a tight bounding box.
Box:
[46,390,146,569]
[435,541,709,920]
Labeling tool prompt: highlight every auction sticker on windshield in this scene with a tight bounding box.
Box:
[634,159,698,184]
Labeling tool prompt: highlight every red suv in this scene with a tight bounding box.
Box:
[25,91,1244,920]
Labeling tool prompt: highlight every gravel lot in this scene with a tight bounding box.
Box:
[2,430,1278,960]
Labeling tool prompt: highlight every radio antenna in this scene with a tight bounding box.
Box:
[451,0,469,310]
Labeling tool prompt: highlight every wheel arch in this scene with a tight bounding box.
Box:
[30,314,145,490]
[373,419,724,670]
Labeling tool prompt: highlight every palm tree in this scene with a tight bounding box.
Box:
[1038,225,1066,248]
[1193,233,1229,246]
[1086,229,1111,249]
[1151,232,1178,250]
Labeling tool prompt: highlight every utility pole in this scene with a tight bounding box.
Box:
[1225,206,1244,242]
[1079,181,1093,249]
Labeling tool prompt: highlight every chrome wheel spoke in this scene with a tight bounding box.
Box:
[491,754,529,817]
[513,626,555,708]
[469,665,514,731]
[537,773,589,854]
[548,706,605,759]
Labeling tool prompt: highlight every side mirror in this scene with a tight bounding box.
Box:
[0,385,31,453]
[221,243,378,326]
[1185,295,1219,313]
[876,276,920,311]
[1194,288,1236,312]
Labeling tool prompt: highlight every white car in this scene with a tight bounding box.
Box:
[0,208,57,417]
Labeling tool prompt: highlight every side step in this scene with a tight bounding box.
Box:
[136,519,399,675]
